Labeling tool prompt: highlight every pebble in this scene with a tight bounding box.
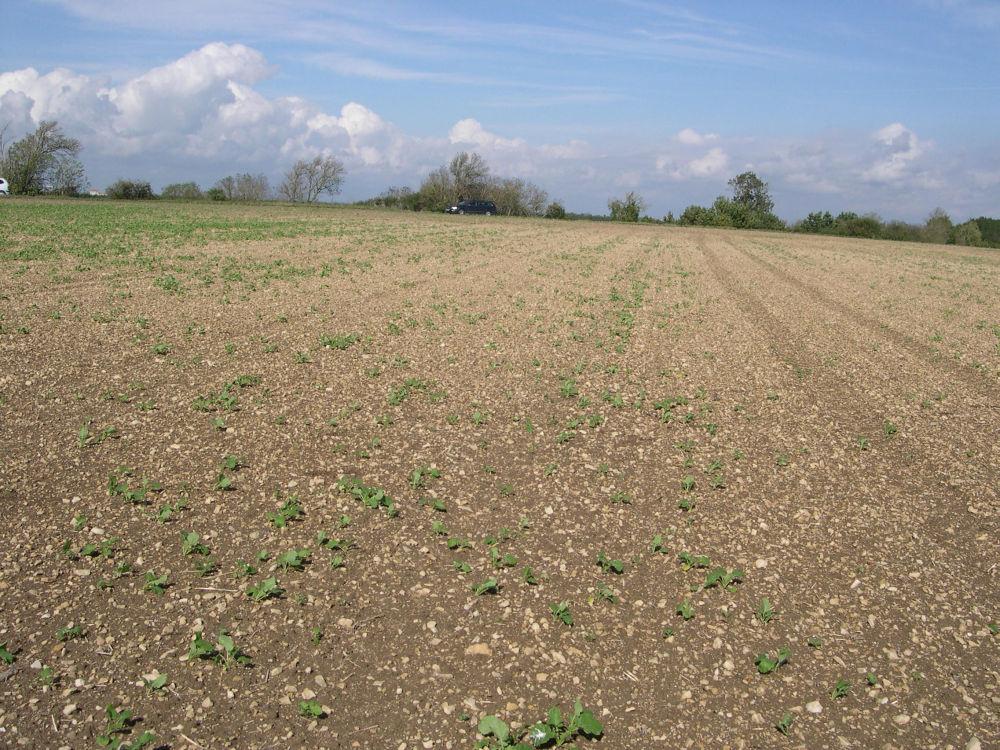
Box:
[337,617,354,630]
[62,704,76,716]
[806,701,822,714]
[894,714,910,726]
[301,688,316,700]
[966,737,981,750]
[465,643,492,656]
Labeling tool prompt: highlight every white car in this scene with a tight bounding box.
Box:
[0,178,9,196]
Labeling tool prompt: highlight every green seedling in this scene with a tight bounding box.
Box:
[193,558,217,577]
[831,680,851,699]
[338,514,351,528]
[311,628,323,644]
[677,496,697,512]
[681,475,696,491]
[337,476,397,516]
[755,597,778,623]
[883,420,898,438]
[267,496,303,527]
[298,700,325,718]
[550,601,573,626]
[775,712,794,736]
[143,674,168,691]
[471,578,499,596]
[675,599,695,620]
[188,630,251,669]
[807,636,823,649]
[143,571,169,595]
[38,666,55,686]
[56,624,84,642]
[276,548,311,571]
[78,422,119,448]
[677,551,710,571]
[988,622,999,635]
[704,567,744,591]
[107,469,161,505]
[431,520,448,536]
[490,547,518,569]
[420,496,447,512]
[592,582,618,604]
[609,490,631,504]
[155,499,188,523]
[316,531,355,552]
[180,531,210,555]
[319,332,359,350]
[866,672,878,686]
[95,705,148,748]
[246,577,283,602]
[596,552,624,574]
[523,701,603,747]
[522,566,539,585]
[650,534,670,554]
[453,560,472,573]
[410,465,441,489]
[0,642,14,665]
[447,537,473,550]
[755,648,791,675]
[72,514,87,530]
[213,473,234,491]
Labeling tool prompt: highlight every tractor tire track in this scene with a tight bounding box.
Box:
[734,239,996,401]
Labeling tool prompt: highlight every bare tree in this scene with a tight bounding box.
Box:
[49,155,88,196]
[0,120,83,195]
[279,156,345,203]
[213,173,270,201]
[448,152,489,199]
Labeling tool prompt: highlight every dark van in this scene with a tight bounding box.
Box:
[445,200,497,215]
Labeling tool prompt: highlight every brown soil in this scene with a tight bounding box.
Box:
[0,205,997,749]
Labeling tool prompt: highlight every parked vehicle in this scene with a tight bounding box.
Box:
[445,200,496,215]
[0,178,9,196]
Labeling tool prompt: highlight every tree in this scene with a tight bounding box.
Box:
[795,211,835,234]
[161,182,203,200]
[728,171,774,214]
[48,155,88,196]
[923,208,952,245]
[545,201,567,219]
[449,152,489,199]
[214,173,269,201]
[279,156,345,203]
[106,179,154,200]
[608,192,645,222]
[415,166,455,211]
[0,120,83,195]
[950,220,982,246]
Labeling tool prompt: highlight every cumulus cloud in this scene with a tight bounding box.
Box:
[675,127,718,145]
[449,118,526,151]
[656,146,729,179]
[862,122,926,183]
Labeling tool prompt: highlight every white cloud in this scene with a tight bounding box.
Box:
[449,118,526,151]
[862,122,926,183]
[657,146,729,179]
[675,127,718,145]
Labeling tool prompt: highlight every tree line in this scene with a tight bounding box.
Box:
[2,120,997,248]
[0,121,344,203]
[358,152,566,218]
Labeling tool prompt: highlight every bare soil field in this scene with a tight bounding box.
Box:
[0,199,997,749]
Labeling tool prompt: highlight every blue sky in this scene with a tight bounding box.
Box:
[2,0,999,219]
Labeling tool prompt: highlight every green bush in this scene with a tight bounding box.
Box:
[106,179,154,200]
[160,182,202,200]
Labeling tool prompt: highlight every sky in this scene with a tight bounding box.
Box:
[2,0,999,220]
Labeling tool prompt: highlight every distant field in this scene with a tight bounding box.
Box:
[0,198,997,749]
